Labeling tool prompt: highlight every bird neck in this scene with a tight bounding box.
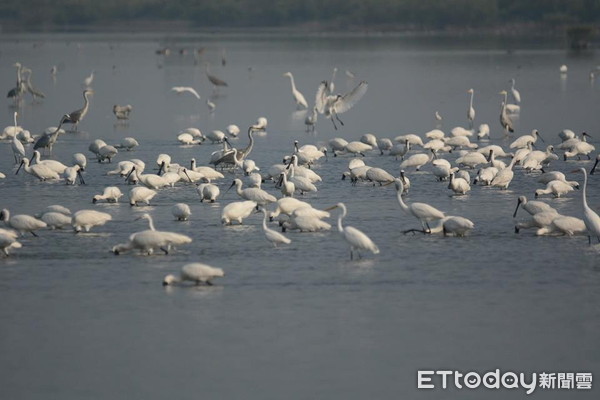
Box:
[469,92,474,107]
[396,185,409,213]
[337,209,345,233]
[288,74,297,91]
[146,217,156,231]
[262,210,268,230]
[582,170,589,209]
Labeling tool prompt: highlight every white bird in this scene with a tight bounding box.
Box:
[328,202,379,260]
[189,159,224,181]
[89,139,107,156]
[93,187,123,204]
[467,88,475,128]
[448,173,471,195]
[377,138,393,155]
[127,167,170,190]
[535,180,578,198]
[277,172,295,197]
[435,111,442,121]
[425,129,445,140]
[128,187,157,206]
[31,151,68,174]
[221,201,257,225]
[473,167,498,186]
[226,124,240,138]
[515,210,560,233]
[389,140,410,160]
[477,123,490,140]
[560,64,568,74]
[171,203,191,221]
[510,129,543,149]
[206,99,216,112]
[0,230,22,256]
[400,150,435,171]
[113,214,192,255]
[1,209,47,236]
[205,130,226,143]
[395,134,424,147]
[564,134,595,160]
[36,205,71,217]
[228,178,277,205]
[72,210,112,233]
[283,72,308,109]
[83,70,94,87]
[72,153,87,170]
[441,216,475,237]
[171,86,201,100]
[431,159,457,181]
[40,211,71,229]
[522,145,557,170]
[444,135,478,150]
[491,157,518,190]
[558,129,576,142]
[16,158,60,181]
[315,80,368,129]
[280,209,332,233]
[305,107,318,132]
[487,149,506,170]
[509,78,521,103]
[10,112,25,164]
[344,141,372,156]
[63,165,85,185]
[196,183,220,203]
[478,145,512,158]
[499,91,515,134]
[97,145,118,163]
[177,132,202,145]
[394,179,445,233]
[456,151,488,169]
[366,167,395,186]
[113,104,133,120]
[329,137,349,155]
[242,159,260,175]
[360,133,378,147]
[536,216,587,236]
[269,198,327,220]
[576,168,600,244]
[260,208,291,247]
[163,263,224,286]
[513,196,556,217]
[287,164,317,195]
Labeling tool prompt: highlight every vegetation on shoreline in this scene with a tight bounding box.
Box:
[1,0,599,32]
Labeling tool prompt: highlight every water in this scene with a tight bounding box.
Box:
[1,33,599,399]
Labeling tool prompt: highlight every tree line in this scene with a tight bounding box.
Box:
[1,0,599,30]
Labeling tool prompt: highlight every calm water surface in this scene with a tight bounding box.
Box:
[0,33,599,399]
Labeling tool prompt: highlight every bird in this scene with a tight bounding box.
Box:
[205,62,228,92]
[221,201,257,225]
[113,214,192,255]
[279,208,332,233]
[315,80,368,130]
[71,210,112,233]
[115,137,139,151]
[196,183,220,203]
[0,209,47,236]
[575,168,600,244]
[499,91,514,134]
[163,263,224,286]
[128,187,157,206]
[283,72,308,109]
[287,163,317,195]
[63,165,85,185]
[591,154,600,175]
[513,196,555,218]
[305,107,318,132]
[490,157,518,190]
[83,70,94,87]
[10,113,25,164]
[171,86,201,100]
[394,178,445,233]
[509,78,521,103]
[31,151,68,174]
[15,158,60,181]
[96,145,118,163]
[534,180,578,198]
[400,150,436,171]
[327,202,379,260]
[206,99,216,112]
[189,159,224,181]
[536,216,587,236]
[63,89,93,131]
[227,178,277,206]
[511,130,544,149]
[448,173,471,195]
[21,67,45,100]
[366,167,395,186]
[259,208,291,247]
[171,203,191,221]
[113,104,133,120]
[277,172,295,197]
[33,114,70,154]
[564,134,595,160]
[467,88,475,128]
[40,212,72,230]
[72,153,87,170]
[93,187,123,203]
[0,230,22,256]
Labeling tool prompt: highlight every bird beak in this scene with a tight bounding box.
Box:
[591,159,599,175]
[184,169,192,183]
[537,132,545,143]
[125,166,135,181]
[78,170,86,185]
[224,181,235,196]
[323,205,339,212]
[157,161,164,175]
[513,199,522,218]
[15,160,24,175]
[276,175,283,187]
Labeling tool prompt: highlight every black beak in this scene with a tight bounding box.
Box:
[184,169,192,183]
[16,160,24,175]
[125,166,135,181]
[513,200,521,218]
[78,170,85,185]
[591,159,599,175]
[157,161,164,175]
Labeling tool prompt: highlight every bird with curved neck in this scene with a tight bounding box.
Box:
[574,167,600,244]
[283,72,308,109]
[327,202,379,260]
[64,89,93,131]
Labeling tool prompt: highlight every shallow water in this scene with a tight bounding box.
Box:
[0,33,599,399]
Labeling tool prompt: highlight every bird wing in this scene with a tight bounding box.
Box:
[314,81,328,114]
[171,86,201,99]
[333,81,368,114]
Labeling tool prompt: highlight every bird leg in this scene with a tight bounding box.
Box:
[403,228,427,235]
[205,280,213,286]
[350,249,354,260]
[160,247,169,255]
[30,231,39,237]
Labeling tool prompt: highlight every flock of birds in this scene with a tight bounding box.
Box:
[1,54,600,286]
